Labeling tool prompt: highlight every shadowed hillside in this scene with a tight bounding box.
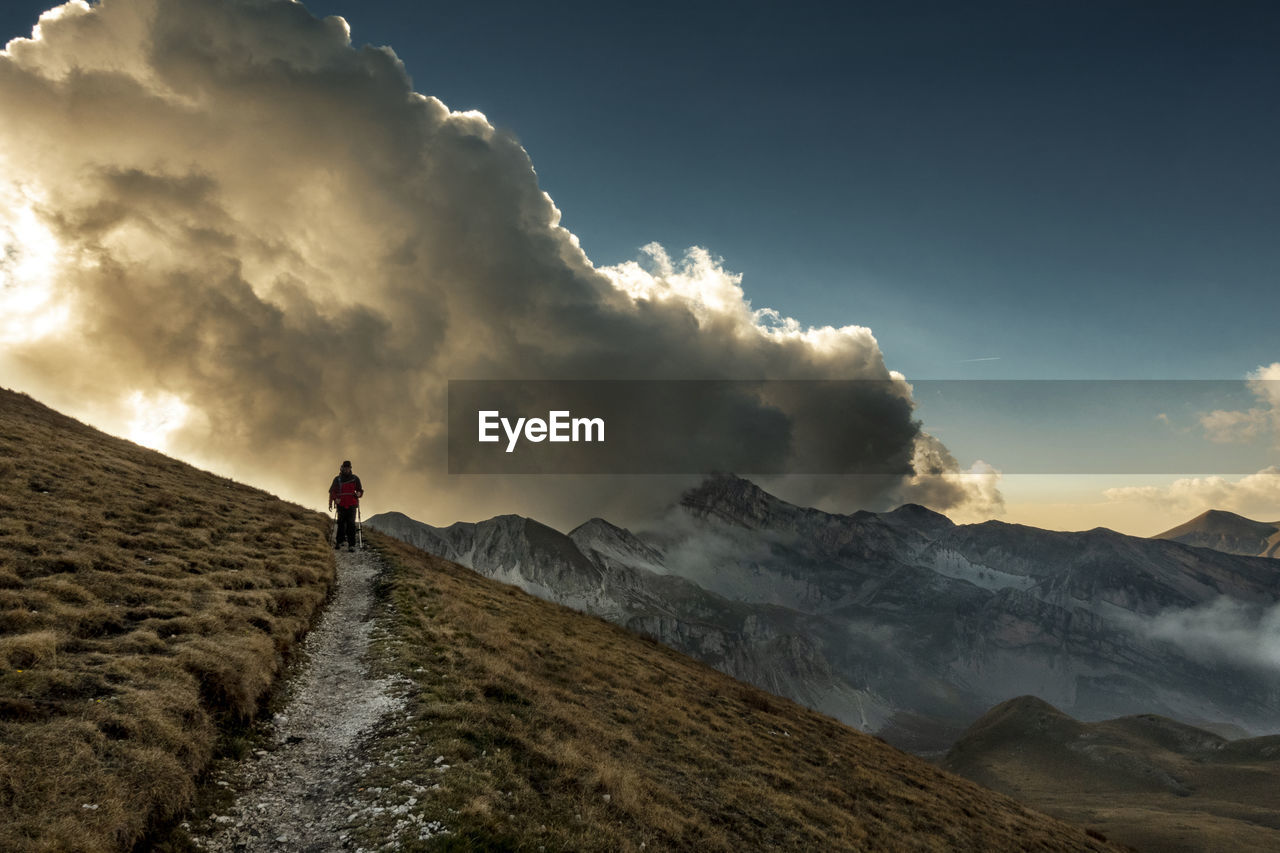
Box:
[344,532,1124,852]
[0,388,334,851]
[945,696,1280,853]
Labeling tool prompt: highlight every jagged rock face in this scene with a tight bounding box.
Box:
[929,521,1280,613]
[367,476,1280,752]
[368,512,607,610]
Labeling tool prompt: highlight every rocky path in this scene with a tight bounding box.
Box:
[191,548,410,852]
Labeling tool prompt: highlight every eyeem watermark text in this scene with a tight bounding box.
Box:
[478,410,605,453]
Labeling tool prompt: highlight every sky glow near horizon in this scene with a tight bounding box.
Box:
[0,0,1278,535]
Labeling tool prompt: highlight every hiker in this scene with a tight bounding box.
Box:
[328,460,364,551]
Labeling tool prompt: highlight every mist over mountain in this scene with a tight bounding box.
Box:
[369,475,1280,753]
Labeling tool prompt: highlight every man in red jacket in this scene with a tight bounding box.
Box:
[328,460,364,551]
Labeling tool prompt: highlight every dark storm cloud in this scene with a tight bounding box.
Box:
[0,0,999,526]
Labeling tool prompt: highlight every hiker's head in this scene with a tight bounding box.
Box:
[341,460,352,472]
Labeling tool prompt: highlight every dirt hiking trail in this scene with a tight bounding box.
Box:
[190,548,429,852]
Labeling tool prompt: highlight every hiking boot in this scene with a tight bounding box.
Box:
[348,545,356,552]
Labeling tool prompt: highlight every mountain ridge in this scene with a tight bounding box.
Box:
[362,532,1126,851]
[368,479,1280,752]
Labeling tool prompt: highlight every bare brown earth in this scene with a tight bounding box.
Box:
[944,695,1280,853]
[0,388,334,851]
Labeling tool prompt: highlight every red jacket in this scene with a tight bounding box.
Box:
[329,474,363,509]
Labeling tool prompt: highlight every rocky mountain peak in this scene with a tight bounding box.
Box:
[569,516,632,541]
[1160,509,1273,534]
[568,517,666,570]
[883,503,955,533]
[678,473,783,528]
[1155,508,1280,558]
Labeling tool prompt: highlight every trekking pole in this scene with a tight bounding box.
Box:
[356,505,363,550]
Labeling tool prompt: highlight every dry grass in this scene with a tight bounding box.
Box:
[0,388,334,852]
[351,531,1126,852]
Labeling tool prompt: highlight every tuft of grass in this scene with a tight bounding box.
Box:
[0,388,334,852]
[349,531,1126,852]
[0,629,60,669]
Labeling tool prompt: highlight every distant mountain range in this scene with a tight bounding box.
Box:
[368,476,1280,753]
[1154,509,1280,558]
[944,695,1280,852]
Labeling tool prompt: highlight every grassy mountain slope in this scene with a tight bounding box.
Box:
[0,388,334,852]
[348,532,1123,852]
[0,386,1123,852]
[944,695,1280,853]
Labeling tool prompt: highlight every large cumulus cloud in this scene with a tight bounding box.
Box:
[0,0,998,527]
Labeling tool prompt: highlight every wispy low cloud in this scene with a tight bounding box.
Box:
[1202,409,1270,444]
[0,0,997,527]
[1200,363,1280,445]
[1103,364,1280,522]
[1141,597,1280,675]
[1103,467,1280,518]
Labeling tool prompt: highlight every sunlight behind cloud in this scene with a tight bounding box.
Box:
[125,390,191,452]
[0,180,69,345]
[600,243,889,359]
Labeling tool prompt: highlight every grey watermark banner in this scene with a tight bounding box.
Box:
[448,379,917,475]
[447,379,1278,475]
